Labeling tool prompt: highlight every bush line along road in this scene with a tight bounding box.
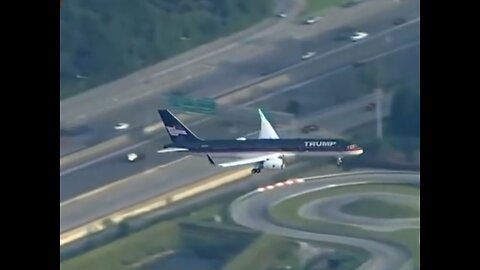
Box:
[60,0,419,248]
[60,84,399,239]
[60,0,418,157]
[61,0,419,194]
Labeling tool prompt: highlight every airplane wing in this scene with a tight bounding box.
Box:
[258,109,280,139]
[206,153,281,167]
[156,147,189,153]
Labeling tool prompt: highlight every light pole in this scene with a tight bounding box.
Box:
[375,87,383,140]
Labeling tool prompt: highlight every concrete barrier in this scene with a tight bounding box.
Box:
[60,135,129,169]
[60,168,252,246]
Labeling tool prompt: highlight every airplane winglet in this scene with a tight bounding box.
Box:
[206,154,216,165]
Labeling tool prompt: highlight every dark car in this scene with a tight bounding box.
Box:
[365,102,376,111]
[301,124,319,133]
[341,0,361,8]
[393,18,407,25]
[353,61,365,68]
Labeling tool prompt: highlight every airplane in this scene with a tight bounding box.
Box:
[156,109,363,174]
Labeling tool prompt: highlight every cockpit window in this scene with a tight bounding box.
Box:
[347,144,358,150]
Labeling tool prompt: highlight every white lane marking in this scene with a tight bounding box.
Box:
[246,17,419,84]
[60,156,191,208]
[60,140,150,177]
[59,19,420,204]
[60,18,419,177]
[244,39,419,106]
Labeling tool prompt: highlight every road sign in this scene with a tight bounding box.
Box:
[168,95,217,114]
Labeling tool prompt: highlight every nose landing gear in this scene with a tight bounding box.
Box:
[336,157,343,167]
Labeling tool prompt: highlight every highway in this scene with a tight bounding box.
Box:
[60,21,418,202]
[60,94,392,232]
[229,171,420,270]
[59,0,419,233]
[60,0,419,156]
[59,0,304,126]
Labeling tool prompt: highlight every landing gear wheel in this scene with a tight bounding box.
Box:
[336,157,343,167]
[251,168,261,174]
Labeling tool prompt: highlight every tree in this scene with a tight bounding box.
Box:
[389,86,420,138]
[358,64,386,92]
[388,85,420,159]
[285,100,300,115]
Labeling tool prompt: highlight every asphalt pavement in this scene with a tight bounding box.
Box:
[60,24,417,202]
[299,192,419,232]
[229,171,420,270]
[58,13,419,165]
[60,94,393,232]
[59,0,419,231]
[60,0,419,156]
[59,0,303,130]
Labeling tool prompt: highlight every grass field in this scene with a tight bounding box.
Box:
[340,198,419,219]
[223,234,299,270]
[269,183,420,269]
[301,0,345,17]
[60,222,180,270]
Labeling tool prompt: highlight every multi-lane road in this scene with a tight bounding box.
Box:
[60,18,419,203]
[60,0,419,234]
[60,0,419,154]
[230,171,420,270]
[60,93,393,232]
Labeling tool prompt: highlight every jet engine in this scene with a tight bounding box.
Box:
[263,158,285,169]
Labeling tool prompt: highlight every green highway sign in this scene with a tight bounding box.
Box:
[168,95,217,114]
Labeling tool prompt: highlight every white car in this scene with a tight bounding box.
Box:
[350,32,368,41]
[114,122,129,130]
[304,17,320,24]
[127,153,139,162]
[276,12,287,18]
[301,51,316,60]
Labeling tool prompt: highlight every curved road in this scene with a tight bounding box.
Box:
[299,192,419,232]
[230,171,420,270]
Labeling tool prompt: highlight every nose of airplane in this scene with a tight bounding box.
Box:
[347,144,364,155]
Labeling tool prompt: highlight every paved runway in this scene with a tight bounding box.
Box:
[229,171,420,270]
[60,0,419,155]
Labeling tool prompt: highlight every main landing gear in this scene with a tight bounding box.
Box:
[336,157,343,167]
[251,168,262,174]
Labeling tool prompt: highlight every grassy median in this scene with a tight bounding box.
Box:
[269,183,420,269]
[60,222,180,270]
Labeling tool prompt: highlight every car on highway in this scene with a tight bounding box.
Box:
[365,102,376,112]
[304,16,320,24]
[301,51,316,60]
[114,122,130,130]
[276,12,287,18]
[352,61,366,68]
[301,124,319,133]
[350,31,368,41]
[127,152,140,162]
[341,0,361,8]
[393,17,407,25]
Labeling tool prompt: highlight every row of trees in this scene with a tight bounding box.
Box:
[60,0,273,99]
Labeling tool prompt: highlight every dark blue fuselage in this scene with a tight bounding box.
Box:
[165,138,361,157]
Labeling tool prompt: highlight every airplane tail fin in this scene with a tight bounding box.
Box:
[258,109,280,139]
[158,109,202,143]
